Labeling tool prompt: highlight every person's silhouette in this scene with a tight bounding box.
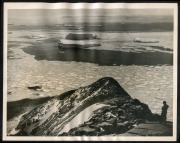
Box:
[161,101,169,124]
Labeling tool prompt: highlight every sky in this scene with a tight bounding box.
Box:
[8,9,174,25]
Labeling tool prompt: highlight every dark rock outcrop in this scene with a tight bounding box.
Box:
[28,85,42,90]
[10,77,162,136]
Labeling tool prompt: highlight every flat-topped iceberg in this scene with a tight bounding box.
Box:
[58,33,101,51]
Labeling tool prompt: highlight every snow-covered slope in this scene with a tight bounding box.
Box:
[11,77,161,136]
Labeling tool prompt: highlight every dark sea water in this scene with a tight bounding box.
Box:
[23,44,173,66]
[18,30,173,66]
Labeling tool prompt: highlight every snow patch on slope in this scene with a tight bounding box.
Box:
[58,103,110,135]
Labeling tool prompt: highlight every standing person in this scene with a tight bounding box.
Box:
[161,101,169,124]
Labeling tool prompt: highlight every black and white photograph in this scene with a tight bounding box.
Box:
[3,3,177,141]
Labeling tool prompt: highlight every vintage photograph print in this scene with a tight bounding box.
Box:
[3,3,177,141]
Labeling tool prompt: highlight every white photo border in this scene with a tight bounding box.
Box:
[3,2,178,141]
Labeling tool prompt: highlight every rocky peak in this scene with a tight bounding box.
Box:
[70,77,130,104]
[86,77,130,97]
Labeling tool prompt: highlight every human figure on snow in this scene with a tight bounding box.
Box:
[161,101,169,124]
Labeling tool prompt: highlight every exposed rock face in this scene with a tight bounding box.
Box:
[12,77,161,136]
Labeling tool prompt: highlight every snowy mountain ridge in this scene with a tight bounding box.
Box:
[11,77,161,136]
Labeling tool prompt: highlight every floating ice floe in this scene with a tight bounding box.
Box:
[134,38,159,43]
[28,35,47,39]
